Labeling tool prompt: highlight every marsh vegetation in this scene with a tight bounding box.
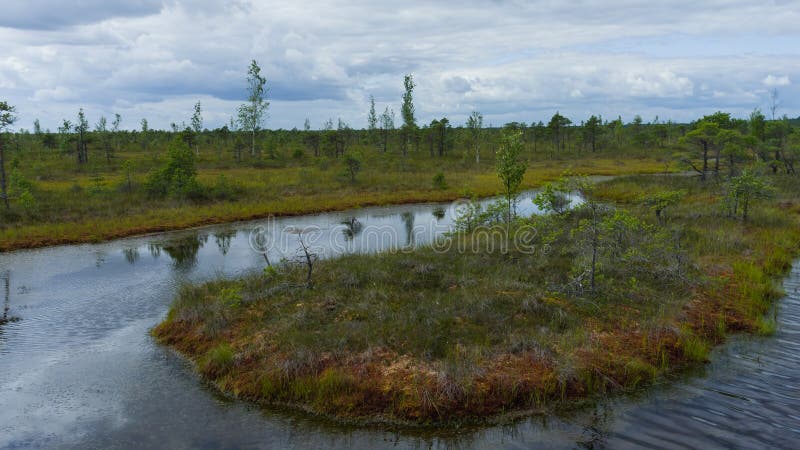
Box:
[154,170,800,424]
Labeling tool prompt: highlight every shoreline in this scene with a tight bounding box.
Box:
[0,165,672,253]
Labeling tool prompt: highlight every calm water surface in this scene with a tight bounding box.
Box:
[1,191,799,449]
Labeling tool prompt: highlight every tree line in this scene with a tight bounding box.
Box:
[1,61,798,209]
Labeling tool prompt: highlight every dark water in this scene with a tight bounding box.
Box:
[1,192,798,449]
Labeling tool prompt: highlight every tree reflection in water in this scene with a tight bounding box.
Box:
[158,234,209,271]
[401,211,415,246]
[340,217,363,241]
[122,247,140,265]
[1,271,19,326]
[214,229,237,255]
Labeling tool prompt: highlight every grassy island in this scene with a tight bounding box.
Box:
[153,173,800,425]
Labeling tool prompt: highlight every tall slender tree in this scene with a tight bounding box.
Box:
[400,74,416,156]
[466,111,483,164]
[367,95,377,131]
[75,108,89,164]
[496,130,526,223]
[379,106,395,153]
[238,60,269,157]
[191,101,203,155]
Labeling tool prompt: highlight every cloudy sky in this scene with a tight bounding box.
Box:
[0,0,798,131]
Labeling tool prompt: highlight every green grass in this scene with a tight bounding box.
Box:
[200,343,235,377]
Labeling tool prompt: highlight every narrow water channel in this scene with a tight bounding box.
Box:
[1,191,798,449]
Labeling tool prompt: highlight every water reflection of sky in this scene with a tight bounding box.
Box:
[129,189,583,272]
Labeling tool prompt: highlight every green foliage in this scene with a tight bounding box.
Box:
[641,190,686,223]
[723,169,775,220]
[533,180,572,214]
[316,369,356,402]
[756,314,778,336]
[452,198,483,232]
[432,172,447,190]
[0,101,16,131]
[571,208,684,294]
[547,112,572,151]
[680,121,720,177]
[179,127,196,148]
[495,129,526,221]
[201,343,235,376]
[263,265,278,279]
[121,159,136,191]
[584,115,602,152]
[191,102,203,136]
[678,329,709,362]
[238,60,269,136]
[401,74,416,130]
[144,138,199,199]
[219,286,242,308]
[466,111,483,163]
[88,173,106,195]
[749,109,766,142]
[398,74,417,156]
[209,174,241,201]
[342,151,362,183]
[9,168,34,194]
[18,189,36,211]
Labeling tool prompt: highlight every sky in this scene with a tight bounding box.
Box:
[0,0,798,131]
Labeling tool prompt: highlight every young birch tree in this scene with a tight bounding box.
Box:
[466,111,483,164]
[400,74,416,157]
[238,60,269,158]
[191,101,203,156]
[496,130,526,223]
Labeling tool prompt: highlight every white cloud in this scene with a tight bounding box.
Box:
[32,86,77,102]
[762,74,791,87]
[624,71,694,98]
[0,0,798,130]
